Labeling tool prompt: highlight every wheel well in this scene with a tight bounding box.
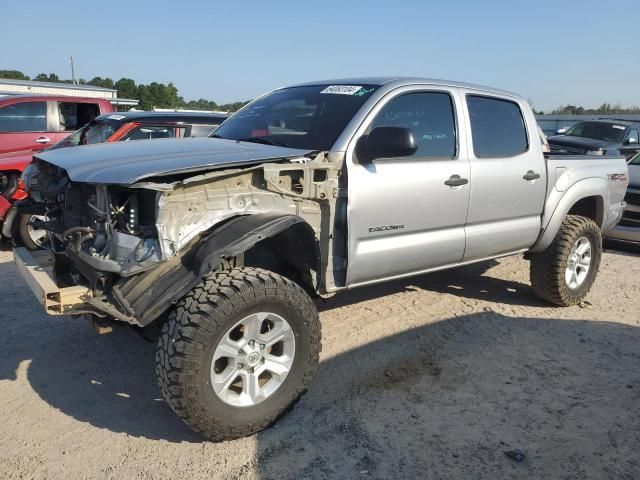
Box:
[243,223,320,295]
[567,196,604,227]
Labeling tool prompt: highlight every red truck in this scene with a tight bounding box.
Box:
[0,95,114,155]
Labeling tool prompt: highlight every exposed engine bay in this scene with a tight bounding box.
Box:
[20,152,344,324]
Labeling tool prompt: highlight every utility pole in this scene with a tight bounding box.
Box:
[69,56,77,85]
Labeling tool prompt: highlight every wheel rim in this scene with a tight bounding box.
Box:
[565,236,592,290]
[27,215,49,248]
[211,312,295,407]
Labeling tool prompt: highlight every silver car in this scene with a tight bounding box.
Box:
[606,151,640,244]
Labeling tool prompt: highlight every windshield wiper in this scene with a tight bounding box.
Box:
[234,137,289,148]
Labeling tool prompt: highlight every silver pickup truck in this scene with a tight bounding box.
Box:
[14,77,628,440]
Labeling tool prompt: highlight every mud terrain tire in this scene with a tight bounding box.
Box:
[530,215,602,306]
[156,267,320,441]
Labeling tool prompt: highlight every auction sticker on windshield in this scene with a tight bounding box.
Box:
[320,85,364,95]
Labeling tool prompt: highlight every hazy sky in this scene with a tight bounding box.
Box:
[2,0,637,111]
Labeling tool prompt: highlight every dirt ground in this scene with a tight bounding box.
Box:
[0,245,639,480]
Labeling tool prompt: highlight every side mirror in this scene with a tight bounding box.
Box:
[556,127,568,135]
[360,126,417,161]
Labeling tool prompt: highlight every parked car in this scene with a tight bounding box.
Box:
[0,111,229,249]
[15,77,628,441]
[0,95,114,155]
[547,120,640,158]
[605,151,640,244]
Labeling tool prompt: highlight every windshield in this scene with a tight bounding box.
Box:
[563,121,626,143]
[49,119,119,150]
[211,84,380,150]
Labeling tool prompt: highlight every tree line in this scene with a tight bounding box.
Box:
[0,69,251,112]
[546,103,640,115]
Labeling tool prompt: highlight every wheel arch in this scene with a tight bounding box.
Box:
[530,178,606,253]
[113,213,320,326]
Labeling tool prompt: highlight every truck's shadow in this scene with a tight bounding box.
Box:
[1,257,639,478]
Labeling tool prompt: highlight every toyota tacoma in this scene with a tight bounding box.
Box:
[14,78,629,440]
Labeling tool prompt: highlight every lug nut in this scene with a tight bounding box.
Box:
[249,340,255,347]
[260,344,265,350]
[237,363,244,369]
[238,349,245,355]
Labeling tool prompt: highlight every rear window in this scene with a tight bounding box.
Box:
[0,101,46,132]
[467,95,528,158]
[189,124,219,137]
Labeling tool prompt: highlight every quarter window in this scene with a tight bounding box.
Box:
[467,95,528,158]
[626,129,639,144]
[370,92,456,158]
[0,102,47,132]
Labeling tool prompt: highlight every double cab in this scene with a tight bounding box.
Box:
[15,78,628,441]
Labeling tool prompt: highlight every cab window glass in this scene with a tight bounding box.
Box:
[370,92,456,158]
[626,129,639,143]
[467,95,528,157]
[124,125,186,140]
[0,102,46,132]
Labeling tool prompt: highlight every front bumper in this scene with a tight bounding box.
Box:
[13,247,92,316]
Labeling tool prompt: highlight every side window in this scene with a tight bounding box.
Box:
[370,92,456,158]
[626,129,639,144]
[467,95,528,158]
[124,125,186,141]
[58,102,100,131]
[0,102,47,132]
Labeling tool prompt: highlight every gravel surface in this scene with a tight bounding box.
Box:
[1,246,639,479]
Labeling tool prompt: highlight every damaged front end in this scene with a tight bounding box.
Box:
[17,150,339,326]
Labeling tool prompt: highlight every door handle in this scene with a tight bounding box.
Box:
[444,175,469,187]
[523,170,540,181]
[35,136,51,144]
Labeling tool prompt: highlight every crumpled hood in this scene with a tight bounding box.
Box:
[34,137,313,185]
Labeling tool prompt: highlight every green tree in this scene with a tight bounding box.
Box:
[0,70,30,80]
[115,78,137,100]
[87,76,115,89]
[34,73,60,82]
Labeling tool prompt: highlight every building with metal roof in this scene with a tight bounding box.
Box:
[0,78,138,110]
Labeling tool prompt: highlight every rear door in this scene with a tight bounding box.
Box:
[0,100,49,154]
[346,86,470,286]
[461,91,546,260]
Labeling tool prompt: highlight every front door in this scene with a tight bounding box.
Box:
[346,87,471,287]
[0,100,50,154]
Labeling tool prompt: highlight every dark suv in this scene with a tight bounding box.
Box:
[547,120,640,159]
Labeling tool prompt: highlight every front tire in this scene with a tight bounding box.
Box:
[530,215,602,306]
[156,267,321,441]
[17,213,48,250]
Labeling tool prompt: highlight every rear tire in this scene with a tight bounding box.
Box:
[156,267,321,441]
[530,215,602,306]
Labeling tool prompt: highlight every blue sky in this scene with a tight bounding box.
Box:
[1,0,637,111]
